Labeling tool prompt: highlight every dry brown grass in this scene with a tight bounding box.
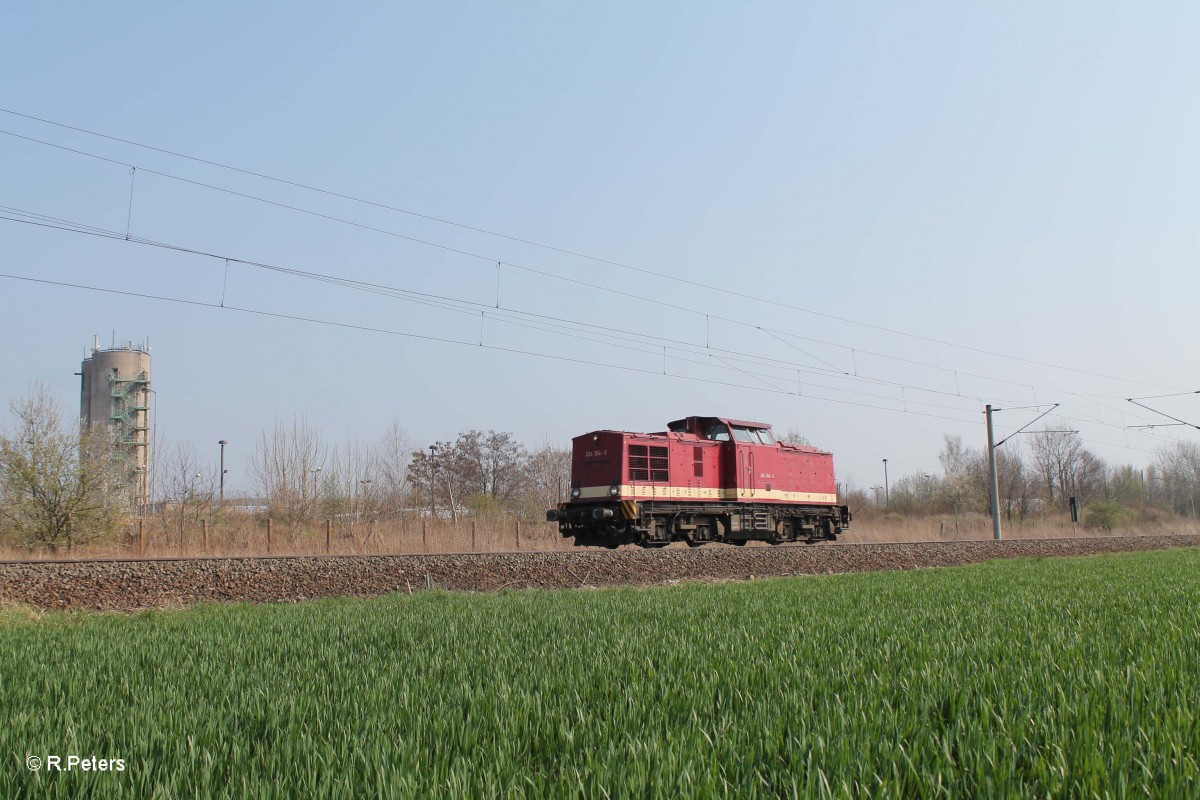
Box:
[4,511,1198,561]
[0,515,574,561]
[842,512,1200,543]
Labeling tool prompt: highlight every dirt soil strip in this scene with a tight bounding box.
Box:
[2,534,1199,611]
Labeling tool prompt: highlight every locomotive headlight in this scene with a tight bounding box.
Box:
[609,484,620,497]
[571,487,581,499]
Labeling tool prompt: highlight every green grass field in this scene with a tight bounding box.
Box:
[3,550,1199,798]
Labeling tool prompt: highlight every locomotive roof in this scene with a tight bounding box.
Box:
[666,415,772,429]
[576,416,773,441]
[720,417,772,429]
[572,428,831,455]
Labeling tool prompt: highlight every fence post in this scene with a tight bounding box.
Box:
[471,520,477,552]
[202,519,208,553]
[326,519,332,554]
[515,519,521,550]
[267,518,272,555]
[422,519,428,551]
[180,522,185,556]
[138,517,145,556]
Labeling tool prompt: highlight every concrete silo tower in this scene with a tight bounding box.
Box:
[80,336,152,512]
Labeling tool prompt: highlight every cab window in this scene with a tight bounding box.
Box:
[732,425,756,444]
[755,428,776,445]
[705,423,731,442]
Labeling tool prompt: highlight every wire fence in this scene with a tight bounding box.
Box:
[2,511,1196,561]
[0,515,571,561]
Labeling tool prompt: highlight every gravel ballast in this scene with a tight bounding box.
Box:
[2,535,1198,611]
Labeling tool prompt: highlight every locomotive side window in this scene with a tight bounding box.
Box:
[629,444,650,481]
[705,423,731,442]
[754,428,776,445]
[732,425,756,444]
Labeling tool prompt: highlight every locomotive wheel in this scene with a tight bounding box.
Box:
[685,537,704,548]
[729,539,747,547]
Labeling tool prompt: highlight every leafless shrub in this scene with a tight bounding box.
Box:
[250,417,327,525]
[0,383,127,553]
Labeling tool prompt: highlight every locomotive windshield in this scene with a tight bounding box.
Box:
[732,425,776,445]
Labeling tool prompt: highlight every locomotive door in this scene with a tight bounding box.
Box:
[710,424,759,503]
[726,441,757,501]
[730,426,778,502]
[742,448,756,497]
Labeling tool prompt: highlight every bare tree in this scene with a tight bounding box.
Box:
[407,441,457,519]
[249,417,327,523]
[1106,464,1147,507]
[1155,441,1200,517]
[1028,429,1105,510]
[781,430,811,446]
[377,420,412,517]
[0,384,126,552]
[523,440,572,517]
[884,473,939,515]
[326,436,380,523]
[158,441,216,549]
[408,430,530,518]
[994,444,1032,521]
[937,435,982,513]
[452,430,529,503]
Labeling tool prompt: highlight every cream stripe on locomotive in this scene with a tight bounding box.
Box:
[576,485,838,504]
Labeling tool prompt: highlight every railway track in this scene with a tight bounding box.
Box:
[2,533,1199,611]
[0,531,1188,566]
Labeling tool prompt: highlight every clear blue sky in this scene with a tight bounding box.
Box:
[1,2,1198,493]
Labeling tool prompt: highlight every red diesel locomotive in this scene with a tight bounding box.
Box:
[547,415,851,548]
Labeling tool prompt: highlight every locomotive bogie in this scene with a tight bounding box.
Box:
[549,499,850,548]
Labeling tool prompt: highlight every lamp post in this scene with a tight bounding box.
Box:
[181,471,200,550]
[147,388,157,516]
[218,440,228,506]
[358,479,373,522]
[428,445,436,520]
[309,467,322,513]
[882,459,890,509]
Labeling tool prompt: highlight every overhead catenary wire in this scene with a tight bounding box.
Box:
[3,267,1176,457]
[0,208,1045,415]
[1126,398,1200,431]
[994,404,1061,448]
[1,211,1040,419]
[0,127,1185,405]
[6,204,1195,449]
[1127,390,1200,401]
[0,121,1186,394]
[0,252,1178,455]
[0,164,1190,455]
[0,269,997,428]
[0,196,1165,416]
